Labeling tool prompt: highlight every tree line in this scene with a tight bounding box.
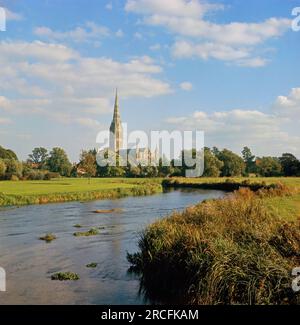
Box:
[0,145,300,180]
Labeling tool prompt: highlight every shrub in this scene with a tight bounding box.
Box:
[44,172,61,180]
[26,170,46,180]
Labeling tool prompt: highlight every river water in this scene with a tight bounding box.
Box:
[0,188,224,305]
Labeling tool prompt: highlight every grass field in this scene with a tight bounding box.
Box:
[0,178,163,206]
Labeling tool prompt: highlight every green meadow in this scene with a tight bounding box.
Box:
[0,178,163,206]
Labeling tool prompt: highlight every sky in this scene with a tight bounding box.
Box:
[0,0,300,162]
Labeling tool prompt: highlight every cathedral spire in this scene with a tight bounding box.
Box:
[113,88,120,119]
[110,88,123,153]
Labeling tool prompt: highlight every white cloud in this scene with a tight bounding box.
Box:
[125,0,223,19]
[166,88,300,157]
[0,41,78,62]
[0,41,172,127]
[125,0,291,67]
[75,118,103,129]
[34,22,110,43]
[273,87,300,117]
[4,8,23,21]
[180,81,193,91]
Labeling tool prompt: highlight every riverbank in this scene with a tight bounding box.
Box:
[0,178,163,206]
[128,178,300,305]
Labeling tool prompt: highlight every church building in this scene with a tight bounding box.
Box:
[109,90,159,166]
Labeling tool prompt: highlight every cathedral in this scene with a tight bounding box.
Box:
[109,90,159,166]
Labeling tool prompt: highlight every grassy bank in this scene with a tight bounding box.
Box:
[162,177,300,192]
[0,178,162,206]
[128,178,300,305]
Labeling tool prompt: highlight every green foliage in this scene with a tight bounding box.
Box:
[47,147,72,177]
[242,146,256,174]
[28,147,48,169]
[203,147,223,177]
[0,146,18,160]
[256,157,282,177]
[217,149,246,177]
[78,150,97,178]
[279,153,300,177]
[0,159,6,179]
[51,272,80,281]
[3,159,23,179]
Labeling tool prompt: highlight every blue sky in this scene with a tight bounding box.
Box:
[0,0,300,161]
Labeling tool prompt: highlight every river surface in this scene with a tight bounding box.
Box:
[0,188,224,305]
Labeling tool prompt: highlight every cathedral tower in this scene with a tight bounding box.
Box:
[109,89,123,153]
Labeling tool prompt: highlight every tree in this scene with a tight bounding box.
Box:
[242,147,256,174]
[4,159,23,179]
[78,150,97,182]
[0,159,6,179]
[279,153,300,176]
[217,149,245,177]
[256,157,282,177]
[0,146,18,160]
[47,147,72,177]
[203,147,223,177]
[28,147,48,169]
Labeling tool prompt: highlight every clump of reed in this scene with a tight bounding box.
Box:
[73,228,99,237]
[128,187,300,305]
[39,233,57,243]
[86,263,98,268]
[51,272,80,281]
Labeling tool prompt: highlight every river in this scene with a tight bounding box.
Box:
[0,188,224,305]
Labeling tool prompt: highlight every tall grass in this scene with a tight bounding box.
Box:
[128,186,300,305]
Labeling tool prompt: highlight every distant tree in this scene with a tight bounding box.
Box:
[242,147,256,174]
[28,147,48,169]
[203,147,223,177]
[217,149,245,177]
[256,157,282,177]
[107,166,126,177]
[4,159,23,179]
[127,165,141,178]
[212,146,220,157]
[0,146,18,160]
[0,159,6,179]
[78,150,97,182]
[279,153,300,176]
[47,147,72,177]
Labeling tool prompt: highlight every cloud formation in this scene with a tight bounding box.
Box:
[166,88,300,157]
[0,40,172,127]
[126,0,291,67]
